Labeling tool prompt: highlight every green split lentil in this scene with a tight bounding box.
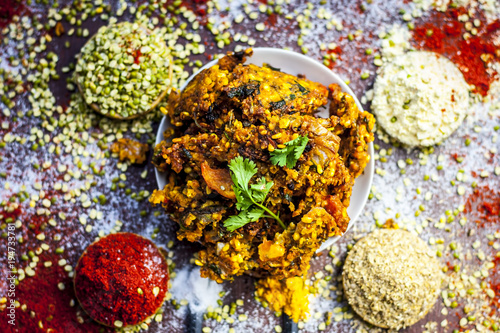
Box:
[75,21,172,119]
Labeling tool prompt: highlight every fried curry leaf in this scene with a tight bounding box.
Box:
[223,156,285,231]
[294,82,309,94]
[227,82,260,98]
[263,63,281,72]
[270,136,310,169]
[269,100,286,111]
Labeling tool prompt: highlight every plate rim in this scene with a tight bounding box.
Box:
[154,47,374,252]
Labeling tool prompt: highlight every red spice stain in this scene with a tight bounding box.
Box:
[327,45,343,56]
[25,214,51,235]
[464,185,500,226]
[196,7,206,16]
[1,206,22,222]
[5,190,63,234]
[489,256,500,315]
[451,152,466,162]
[0,0,28,28]
[412,8,500,96]
[169,0,208,24]
[453,36,498,96]
[266,13,278,27]
[324,45,343,69]
[131,49,142,65]
[4,255,108,333]
[446,261,455,271]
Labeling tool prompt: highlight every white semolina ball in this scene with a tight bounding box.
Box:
[371,51,470,147]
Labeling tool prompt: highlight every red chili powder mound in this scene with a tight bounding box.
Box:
[74,233,169,328]
[4,255,106,333]
[412,8,500,96]
[464,185,500,226]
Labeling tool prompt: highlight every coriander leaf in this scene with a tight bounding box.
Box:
[233,185,253,211]
[250,177,274,203]
[270,136,309,169]
[269,151,288,168]
[229,156,257,211]
[247,207,265,222]
[291,136,309,161]
[228,156,257,191]
[223,207,265,231]
[224,156,286,231]
[224,211,251,232]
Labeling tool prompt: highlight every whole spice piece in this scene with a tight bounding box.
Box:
[343,229,443,330]
[54,22,65,36]
[74,233,169,328]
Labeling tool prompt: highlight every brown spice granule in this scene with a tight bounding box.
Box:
[342,229,443,330]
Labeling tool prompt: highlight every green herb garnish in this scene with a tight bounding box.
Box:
[270,136,309,169]
[223,156,285,231]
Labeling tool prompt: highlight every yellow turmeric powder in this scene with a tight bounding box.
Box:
[255,274,310,322]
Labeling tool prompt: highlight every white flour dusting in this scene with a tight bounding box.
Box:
[170,266,223,313]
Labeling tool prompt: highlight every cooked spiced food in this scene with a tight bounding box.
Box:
[74,233,169,328]
[150,48,375,282]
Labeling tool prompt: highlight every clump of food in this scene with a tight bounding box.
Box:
[110,138,149,164]
[371,51,469,147]
[342,229,442,330]
[150,48,375,282]
[255,275,310,322]
[74,233,169,329]
[75,21,172,119]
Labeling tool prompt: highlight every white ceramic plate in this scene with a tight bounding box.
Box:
[155,47,374,252]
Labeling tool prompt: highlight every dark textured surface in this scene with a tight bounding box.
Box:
[1,1,499,332]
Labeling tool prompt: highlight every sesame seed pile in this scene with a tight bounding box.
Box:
[342,229,442,330]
